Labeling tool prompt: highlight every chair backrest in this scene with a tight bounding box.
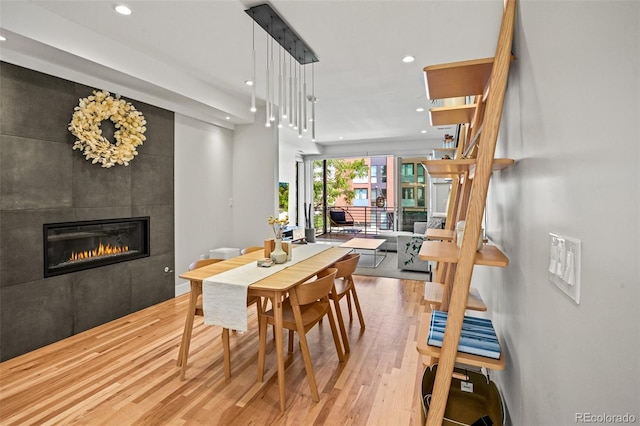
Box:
[241,246,263,255]
[188,258,223,271]
[292,268,337,306]
[329,209,346,223]
[333,253,360,279]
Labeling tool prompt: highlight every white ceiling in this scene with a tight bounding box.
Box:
[0,0,503,154]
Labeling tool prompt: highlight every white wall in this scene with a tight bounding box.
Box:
[174,114,235,295]
[231,107,280,249]
[174,108,282,295]
[478,2,640,424]
[279,140,302,226]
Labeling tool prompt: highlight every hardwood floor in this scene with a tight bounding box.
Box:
[0,276,427,425]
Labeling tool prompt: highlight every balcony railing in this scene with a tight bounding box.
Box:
[320,205,428,235]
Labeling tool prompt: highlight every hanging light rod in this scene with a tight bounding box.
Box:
[245,4,319,65]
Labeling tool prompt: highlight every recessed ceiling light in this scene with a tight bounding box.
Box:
[114,5,132,15]
[245,80,254,86]
[402,55,415,63]
[421,130,427,134]
[338,136,344,140]
[225,116,230,120]
[0,35,6,42]
[416,107,424,112]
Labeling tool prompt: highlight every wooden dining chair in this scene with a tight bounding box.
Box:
[241,246,263,255]
[329,253,365,353]
[257,268,344,402]
[178,258,262,380]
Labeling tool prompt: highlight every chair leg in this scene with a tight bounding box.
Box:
[346,292,353,322]
[350,282,366,330]
[292,307,320,402]
[326,303,345,362]
[288,330,295,353]
[331,295,350,353]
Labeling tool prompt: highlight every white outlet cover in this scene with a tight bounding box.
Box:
[549,233,581,304]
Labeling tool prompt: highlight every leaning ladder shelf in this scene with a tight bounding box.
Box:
[417,0,517,424]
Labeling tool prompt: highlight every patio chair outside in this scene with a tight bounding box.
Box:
[329,207,357,233]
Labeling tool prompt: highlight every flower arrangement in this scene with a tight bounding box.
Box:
[268,215,289,240]
[68,90,147,168]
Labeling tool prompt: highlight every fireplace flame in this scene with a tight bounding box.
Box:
[69,243,130,261]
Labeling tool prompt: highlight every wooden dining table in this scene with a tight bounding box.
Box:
[178,245,352,411]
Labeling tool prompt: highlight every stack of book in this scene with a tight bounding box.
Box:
[428,310,501,359]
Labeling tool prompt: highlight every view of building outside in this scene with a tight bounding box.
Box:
[348,156,395,209]
[313,156,428,233]
[399,157,429,231]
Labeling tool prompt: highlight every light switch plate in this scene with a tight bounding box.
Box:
[549,233,581,304]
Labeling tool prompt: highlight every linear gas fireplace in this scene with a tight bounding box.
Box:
[43,217,150,277]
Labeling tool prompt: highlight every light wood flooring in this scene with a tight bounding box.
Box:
[0,276,427,425]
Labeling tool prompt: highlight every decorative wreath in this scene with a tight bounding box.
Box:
[68,90,147,168]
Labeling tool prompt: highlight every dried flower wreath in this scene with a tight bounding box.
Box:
[68,90,146,168]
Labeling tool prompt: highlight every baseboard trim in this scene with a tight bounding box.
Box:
[175,281,190,297]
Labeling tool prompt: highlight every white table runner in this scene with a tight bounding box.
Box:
[202,244,331,332]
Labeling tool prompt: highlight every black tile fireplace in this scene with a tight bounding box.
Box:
[43,217,150,277]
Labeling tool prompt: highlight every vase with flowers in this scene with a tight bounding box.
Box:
[268,214,289,264]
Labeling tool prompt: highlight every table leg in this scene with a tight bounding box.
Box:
[273,291,286,412]
[178,281,201,380]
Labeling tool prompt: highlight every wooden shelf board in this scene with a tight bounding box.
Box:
[469,158,515,179]
[418,241,509,267]
[416,312,505,370]
[425,229,454,241]
[421,158,514,178]
[421,159,476,177]
[424,282,487,311]
[429,104,476,126]
[424,57,495,100]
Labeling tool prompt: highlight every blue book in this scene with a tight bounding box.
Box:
[428,330,501,353]
[428,310,501,359]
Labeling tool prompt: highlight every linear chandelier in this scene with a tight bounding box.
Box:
[245,4,319,141]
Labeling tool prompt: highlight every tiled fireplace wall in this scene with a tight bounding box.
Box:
[0,62,175,361]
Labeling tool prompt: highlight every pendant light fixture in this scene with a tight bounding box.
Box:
[278,42,283,128]
[303,60,307,133]
[293,43,298,130]
[250,21,256,113]
[281,29,287,120]
[288,54,294,128]
[269,34,275,123]
[245,4,319,140]
[265,32,271,127]
[297,59,302,137]
[311,63,316,141]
